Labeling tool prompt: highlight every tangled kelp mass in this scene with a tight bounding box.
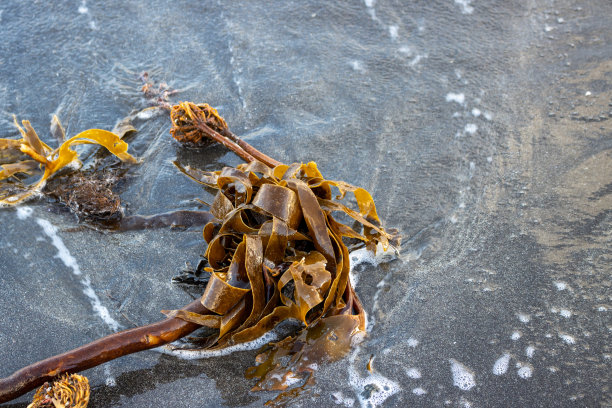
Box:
[0,117,138,206]
[27,373,90,408]
[0,101,395,404]
[166,160,393,388]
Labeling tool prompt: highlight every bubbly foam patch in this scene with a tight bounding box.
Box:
[449,359,476,391]
[454,0,474,14]
[516,362,533,379]
[558,333,576,345]
[348,348,401,407]
[412,387,427,395]
[446,92,465,105]
[407,337,419,347]
[405,368,421,379]
[492,353,510,375]
[16,206,33,220]
[160,330,280,359]
[525,346,535,358]
[332,391,355,407]
[516,313,531,323]
[104,364,116,387]
[464,124,478,135]
[553,281,568,291]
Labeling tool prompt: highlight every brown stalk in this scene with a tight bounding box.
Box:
[218,127,282,168]
[0,299,209,404]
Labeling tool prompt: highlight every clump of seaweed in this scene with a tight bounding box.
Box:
[0,116,138,206]
[45,169,124,221]
[28,374,89,408]
[27,373,90,408]
[0,103,397,405]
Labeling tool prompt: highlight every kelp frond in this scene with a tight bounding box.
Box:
[0,117,138,206]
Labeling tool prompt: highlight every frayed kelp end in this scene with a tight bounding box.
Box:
[170,102,229,146]
[27,373,90,408]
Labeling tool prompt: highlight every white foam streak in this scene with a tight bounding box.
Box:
[36,218,82,276]
[35,217,121,332]
[159,330,280,359]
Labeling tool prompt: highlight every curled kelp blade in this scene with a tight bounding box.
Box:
[0,118,138,206]
[168,161,390,354]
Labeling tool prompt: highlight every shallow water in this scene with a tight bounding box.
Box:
[1,0,610,406]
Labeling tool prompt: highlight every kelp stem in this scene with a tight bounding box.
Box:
[0,299,209,404]
[219,128,282,168]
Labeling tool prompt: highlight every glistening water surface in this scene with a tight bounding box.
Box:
[0,0,610,406]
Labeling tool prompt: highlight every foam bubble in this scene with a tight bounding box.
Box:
[525,345,535,358]
[407,337,419,347]
[464,124,478,135]
[412,387,427,395]
[471,108,481,117]
[446,93,465,105]
[135,107,162,120]
[559,309,572,318]
[558,333,576,345]
[553,281,568,291]
[511,331,521,341]
[16,206,33,220]
[405,368,421,379]
[516,362,533,379]
[349,60,365,73]
[454,0,474,14]
[492,353,510,375]
[388,25,398,40]
[517,313,531,323]
[449,359,476,391]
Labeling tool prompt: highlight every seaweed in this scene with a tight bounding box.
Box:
[0,116,138,206]
[0,102,397,406]
[27,374,89,408]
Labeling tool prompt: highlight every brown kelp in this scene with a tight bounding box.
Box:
[0,102,395,405]
[0,116,138,206]
[27,374,90,408]
[165,160,391,390]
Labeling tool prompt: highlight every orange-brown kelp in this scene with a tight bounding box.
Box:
[165,160,391,390]
[27,374,90,408]
[0,103,395,404]
[0,116,138,206]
